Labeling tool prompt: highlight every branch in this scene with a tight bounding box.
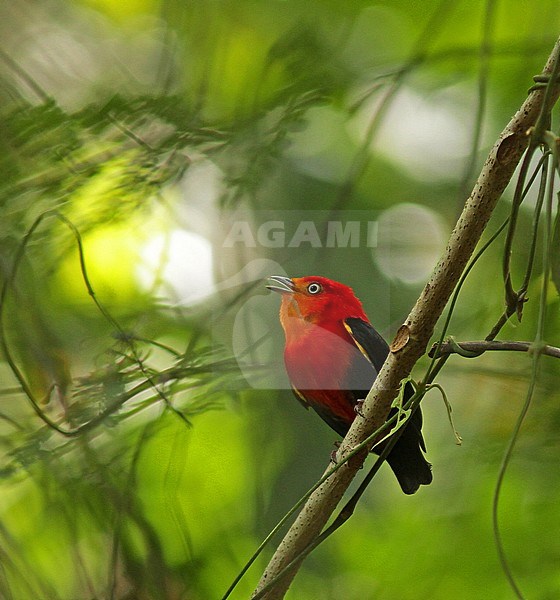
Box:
[252,38,560,599]
[429,339,560,360]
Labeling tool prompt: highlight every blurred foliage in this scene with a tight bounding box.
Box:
[0,0,559,599]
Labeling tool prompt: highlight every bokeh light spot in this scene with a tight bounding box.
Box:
[137,229,216,305]
[374,203,446,284]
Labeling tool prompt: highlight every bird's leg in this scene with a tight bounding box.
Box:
[354,399,365,418]
[330,441,364,469]
[330,441,341,463]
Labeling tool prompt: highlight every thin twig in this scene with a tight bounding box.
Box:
[493,93,560,600]
[429,339,560,359]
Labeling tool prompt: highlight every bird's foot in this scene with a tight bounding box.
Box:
[330,441,341,463]
[354,399,365,417]
[330,442,364,469]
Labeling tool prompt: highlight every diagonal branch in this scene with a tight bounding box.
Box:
[253,37,560,599]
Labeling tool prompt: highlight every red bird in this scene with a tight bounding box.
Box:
[267,275,432,494]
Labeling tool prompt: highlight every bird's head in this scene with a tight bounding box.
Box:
[267,275,367,336]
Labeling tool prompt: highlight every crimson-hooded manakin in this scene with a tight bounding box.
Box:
[267,275,432,494]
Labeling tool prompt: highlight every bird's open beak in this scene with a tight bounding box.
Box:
[266,275,295,294]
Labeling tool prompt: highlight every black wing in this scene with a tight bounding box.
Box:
[344,317,432,494]
[342,317,389,397]
[343,317,389,373]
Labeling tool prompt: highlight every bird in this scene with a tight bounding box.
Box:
[267,275,432,494]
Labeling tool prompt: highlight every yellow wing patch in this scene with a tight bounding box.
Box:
[291,386,310,409]
[343,321,373,365]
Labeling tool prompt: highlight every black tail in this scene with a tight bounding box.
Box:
[379,403,432,495]
[386,429,432,495]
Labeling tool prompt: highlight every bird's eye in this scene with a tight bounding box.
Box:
[307,282,322,294]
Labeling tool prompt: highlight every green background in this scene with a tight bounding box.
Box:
[0,1,559,598]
